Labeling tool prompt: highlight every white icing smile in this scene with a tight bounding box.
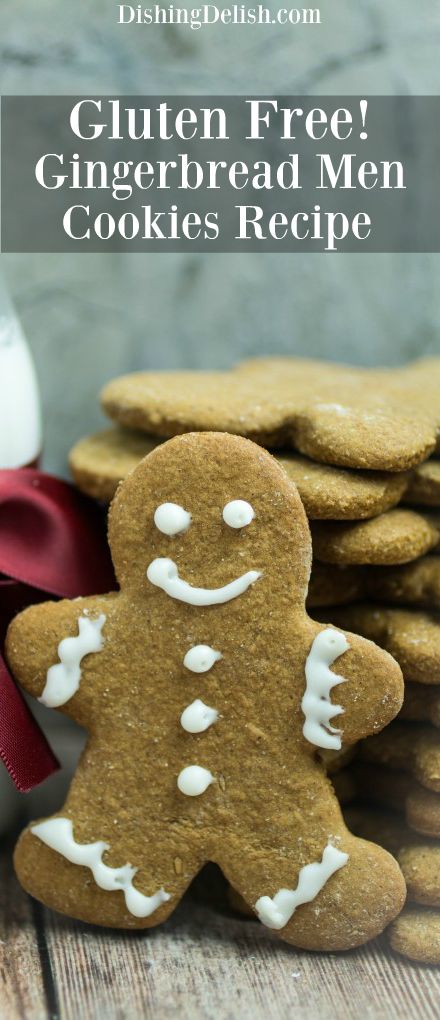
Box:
[301,628,349,751]
[39,614,106,708]
[147,558,261,606]
[31,818,170,918]
[255,843,349,930]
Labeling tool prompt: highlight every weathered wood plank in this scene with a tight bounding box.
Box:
[0,835,48,1020]
[1,847,439,1020]
[41,869,440,1020]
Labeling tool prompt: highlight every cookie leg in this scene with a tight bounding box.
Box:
[219,829,406,951]
[14,820,202,929]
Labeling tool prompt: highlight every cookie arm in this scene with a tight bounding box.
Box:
[307,622,404,746]
[5,595,117,726]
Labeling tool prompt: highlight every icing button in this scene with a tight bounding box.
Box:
[183,645,222,673]
[180,699,218,733]
[177,765,213,796]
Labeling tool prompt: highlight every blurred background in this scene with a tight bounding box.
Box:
[2,0,440,473]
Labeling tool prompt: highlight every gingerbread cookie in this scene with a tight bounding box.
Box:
[366,557,440,611]
[7,433,405,947]
[275,455,407,520]
[330,767,357,806]
[360,722,440,793]
[345,805,412,857]
[311,509,440,566]
[404,458,440,508]
[71,428,440,518]
[351,762,412,813]
[69,429,158,503]
[101,357,440,471]
[401,683,440,728]
[352,762,440,840]
[389,906,440,964]
[397,845,440,908]
[317,744,356,775]
[309,556,440,611]
[227,755,356,922]
[323,605,440,684]
[406,784,440,839]
[345,804,440,906]
[70,428,409,519]
[307,563,362,609]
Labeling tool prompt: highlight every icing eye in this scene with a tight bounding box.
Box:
[222,500,255,529]
[154,503,191,536]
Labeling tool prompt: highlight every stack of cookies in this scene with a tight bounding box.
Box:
[68,356,440,962]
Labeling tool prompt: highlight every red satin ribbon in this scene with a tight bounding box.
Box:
[0,469,115,791]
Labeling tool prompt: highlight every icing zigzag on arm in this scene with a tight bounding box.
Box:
[39,614,106,708]
[32,818,170,918]
[256,842,349,930]
[301,628,349,750]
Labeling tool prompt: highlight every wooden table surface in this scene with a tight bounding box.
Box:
[1,833,439,1020]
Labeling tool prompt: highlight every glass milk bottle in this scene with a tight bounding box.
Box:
[0,271,43,829]
[0,271,42,468]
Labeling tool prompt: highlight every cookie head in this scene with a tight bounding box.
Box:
[108,431,312,605]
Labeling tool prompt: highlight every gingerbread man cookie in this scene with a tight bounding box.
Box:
[350,761,440,841]
[346,804,440,908]
[311,510,440,566]
[402,683,440,728]
[7,433,405,948]
[360,722,440,793]
[389,906,440,964]
[309,557,440,612]
[346,805,440,963]
[407,785,440,838]
[69,427,409,518]
[101,357,440,471]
